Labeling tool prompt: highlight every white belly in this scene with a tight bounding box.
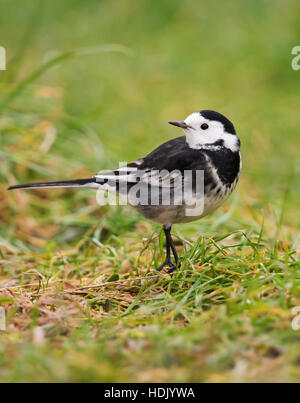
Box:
[135,179,238,225]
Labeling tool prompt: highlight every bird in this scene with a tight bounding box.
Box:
[8,110,241,272]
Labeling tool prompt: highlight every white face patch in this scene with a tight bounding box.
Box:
[183,112,239,152]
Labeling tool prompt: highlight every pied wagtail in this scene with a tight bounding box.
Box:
[8,110,241,272]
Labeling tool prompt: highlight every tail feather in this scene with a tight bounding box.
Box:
[8,178,97,191]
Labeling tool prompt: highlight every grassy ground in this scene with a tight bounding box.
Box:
[0,0,300,382]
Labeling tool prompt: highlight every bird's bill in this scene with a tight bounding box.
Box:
[168,121,190,129]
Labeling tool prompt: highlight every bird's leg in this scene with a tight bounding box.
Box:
[157,224,179,272]
[167,227,181,272]
[169,232,179,265]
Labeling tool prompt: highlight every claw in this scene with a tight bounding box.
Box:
[167,262,181,273]
[156,260,180,272]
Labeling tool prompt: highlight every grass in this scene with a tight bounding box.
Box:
[0,0,300,382]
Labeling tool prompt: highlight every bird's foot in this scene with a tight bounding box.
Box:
[156,260,180,273]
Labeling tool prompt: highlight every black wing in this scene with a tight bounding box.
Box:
[138,136,208,172]
[95,136,213,187]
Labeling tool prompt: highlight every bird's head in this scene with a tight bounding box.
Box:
[169,110,240,152]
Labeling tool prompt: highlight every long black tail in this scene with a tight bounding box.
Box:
[8,177,97,191]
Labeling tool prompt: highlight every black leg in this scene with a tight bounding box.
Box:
[157,224,179,272]
[169,233,179,264]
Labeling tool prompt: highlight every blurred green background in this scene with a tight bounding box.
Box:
[0,0,300,227]
[0,0,300,383]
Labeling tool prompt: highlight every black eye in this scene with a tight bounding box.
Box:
[201,123,209,130]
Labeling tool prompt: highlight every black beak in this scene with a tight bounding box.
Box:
[168,121,190,129]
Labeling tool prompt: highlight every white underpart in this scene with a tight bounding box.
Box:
[183,112,239,152]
